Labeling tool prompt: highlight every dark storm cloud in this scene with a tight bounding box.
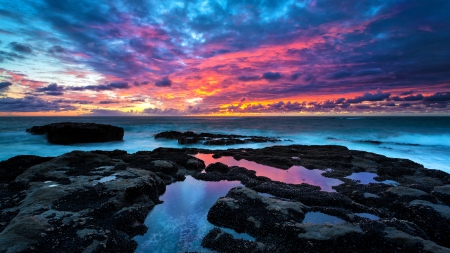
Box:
[262,72,282,81]
[0,96,76,112]
[154,77,172,87]
[9,42,33,54]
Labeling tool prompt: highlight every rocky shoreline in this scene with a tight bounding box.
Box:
[155,130,284,145]
[1,144,449,252]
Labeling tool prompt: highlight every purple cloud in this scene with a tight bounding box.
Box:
[155,77,172,87]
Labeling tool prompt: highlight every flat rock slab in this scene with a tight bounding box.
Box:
[26,122,124,144]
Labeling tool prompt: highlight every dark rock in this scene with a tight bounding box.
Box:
[0,155,53,183]
[155,131,281,146]
[26,122,124,144]
[205,162,230,173]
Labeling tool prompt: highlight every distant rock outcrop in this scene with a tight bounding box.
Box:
[155,130,282,145]
[26,122,124,144]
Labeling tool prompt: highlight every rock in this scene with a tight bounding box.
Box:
[383,226,449,253]
[0,155,53,183]
[363,192,379,198]
[205,162,230,173]
[26,122,124,144]
[297,223,363,240]
[386,186,429,197]
[434,185,450,195]
[0,151,165,253]
[154,131,281,146]
[409,200,450,219]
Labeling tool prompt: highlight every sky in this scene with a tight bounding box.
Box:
[0,0,449,116]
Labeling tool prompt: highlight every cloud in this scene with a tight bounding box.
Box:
[142,107,182,115]
[354,68,383,77]
[0,81,12,91]
[290,73,302,81]
[68,82,130,91]
[0,96,76,112]
[423,92,450,102]
[346,90,391,103]
[324,70,352,80]
[85,109,133,116]
[48,45,65,54]
[0,50,25,61]
[262,72,282,81]
[391,94,424,101]
[155,77,172,87]
[237,75,260,82]
[99,100,119,104]
[36,83,65,96]
[9,42,32,54]
[53,99,93,104]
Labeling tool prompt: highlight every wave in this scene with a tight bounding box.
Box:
[327,134,450,147]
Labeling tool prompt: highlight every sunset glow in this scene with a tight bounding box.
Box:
[0,0,449,116]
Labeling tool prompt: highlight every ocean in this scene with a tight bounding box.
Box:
[0,116,449,173]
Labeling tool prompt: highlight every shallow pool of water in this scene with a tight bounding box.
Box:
[302,212,345,224]
[194,154,343,192]
[355,213,380,220]
[345,172,400,186]
[134,176,254,253]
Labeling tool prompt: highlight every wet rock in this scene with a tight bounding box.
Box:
[205,162,230,173]
[26,122,124,144]
[297,222,363,240]
[383,226,449,253]
[0,155,53,183]
[0,151,165,253]
[386,186,429,197]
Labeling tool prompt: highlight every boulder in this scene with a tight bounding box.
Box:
[27,122,124,144]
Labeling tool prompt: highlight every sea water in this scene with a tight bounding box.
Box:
[1,116,449,252]
[0,116,449,173]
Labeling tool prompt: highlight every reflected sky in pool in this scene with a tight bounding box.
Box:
[303,212,345,224]
[345,172,400,186]
[194,154,343,192]
[134,176,253,253]
[355,213,380,220]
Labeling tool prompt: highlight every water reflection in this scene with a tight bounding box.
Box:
[134,176,254,253]
[345,172,400,186]
[355,213,380,220]
[303,212,345,224]
[194,154,343,192]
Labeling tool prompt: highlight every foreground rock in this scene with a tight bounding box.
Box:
[189,145,450,252]
[1,144,450,252]
[26,122,124,144]
[155,130,282,145]
[0,149,205,252]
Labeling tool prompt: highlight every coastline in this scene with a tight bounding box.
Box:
[1,144,449,252]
